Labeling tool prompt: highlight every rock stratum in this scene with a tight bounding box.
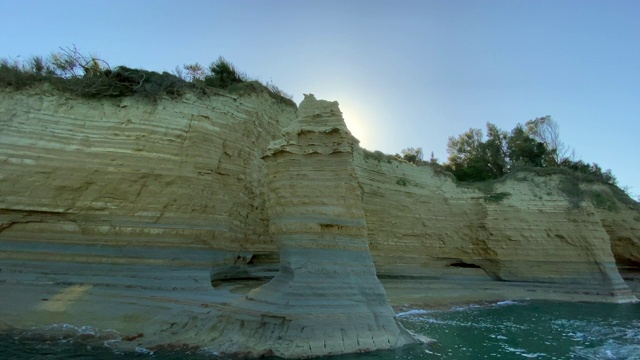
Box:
[1,85,639,357]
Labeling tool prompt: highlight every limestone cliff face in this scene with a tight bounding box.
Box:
[203,94,416,357]
[1,86,640,355]
[0,86,292,345]
[1,85,292,254]
[356,154,639,302]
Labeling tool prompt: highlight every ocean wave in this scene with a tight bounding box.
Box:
[396,309,436,317]
[572,341,640,360]
[500,344,547,358]
[135,346,155,355]
[494,300,520,306]
[450,303,483,311]
[24,323,121,342]
[449,299,523,312]
[397,299,524,319]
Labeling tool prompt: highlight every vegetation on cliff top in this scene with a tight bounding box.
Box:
[442,116,618,186]
[365,116,637,208]
[0,46,295,107]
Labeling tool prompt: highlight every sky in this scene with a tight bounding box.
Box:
[2,0,639,198]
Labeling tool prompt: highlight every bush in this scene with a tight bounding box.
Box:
[1,47,296,106]
[587,190,618,212]
[204,57,247,89]
[401,147,423,164]
[107,67,190,99]
[265,80,294,102]
[48,66,192,100]
[483,192,511,203]
[1,47,194,100]
[0,58,41,89]
[558,159,617,186]
[426,161,453,178]
[559,176,585,209]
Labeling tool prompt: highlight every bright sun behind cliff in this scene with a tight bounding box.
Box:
[339,102,369,147]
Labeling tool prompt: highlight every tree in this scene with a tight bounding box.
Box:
[445,121,554,181]
[429,151,438,165]
[401,147,424,164]
[507,124,548,167]
[443,115,621,186]
[172,65,186,80]
[484,123,509,177]
[183,63,207,82]
[445,123,511,181]
[447,128,484,166]
[525,116,567,166]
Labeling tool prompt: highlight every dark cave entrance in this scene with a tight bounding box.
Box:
[448,261,482,269]
[612,247,640,296]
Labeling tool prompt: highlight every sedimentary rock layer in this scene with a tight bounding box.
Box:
[204,94,417,357]
[0,86,296,255]
[356,154,638,302]
[0,86,293,349]
[1,85,640,356]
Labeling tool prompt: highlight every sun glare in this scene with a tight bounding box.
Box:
[339,102,370,148]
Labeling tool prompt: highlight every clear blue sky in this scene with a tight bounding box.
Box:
[2,0,638,197]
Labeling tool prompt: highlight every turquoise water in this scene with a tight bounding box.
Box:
[2,301,639,359]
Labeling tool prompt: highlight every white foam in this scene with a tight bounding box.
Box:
[501,345,548,358]
[395,309,434,317]
[521,352,547,358]
[495,300,519,306]
[135,346,154,355]
[424,348,442,356]
[572,342,640,360]
[78,325,96,336]
[504,345,527,353]
[451,303,482,311]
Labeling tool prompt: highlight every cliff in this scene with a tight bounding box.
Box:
[198,94,417,357]
[1,85,639,356]
[357,157,640,304]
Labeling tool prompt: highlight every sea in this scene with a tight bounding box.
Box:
[2,300,639,359]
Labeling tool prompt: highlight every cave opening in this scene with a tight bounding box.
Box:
[615,255,640,272]
[613,252,640,296]
[448,261,482,269]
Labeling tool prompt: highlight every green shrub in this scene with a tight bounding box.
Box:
[427,162,453,178]
[401,147,423,164]
[364,149,384,162]
[557,159,617,186]
[587,190,618,212]
[396,177,409,186]
[204,57,247,89]
[48,66,192,100]
[265,81,293,101]
[106,67,190,99]
[363,149,395,164]
[559,176,584,209]
[1,48,296,107]
[483,192,511,203]
[0,57,49,89]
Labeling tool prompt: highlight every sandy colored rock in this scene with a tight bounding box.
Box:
[200,94,417,357]
[0,85,293,351]
[1,85,640,356]
[356,154,638,303]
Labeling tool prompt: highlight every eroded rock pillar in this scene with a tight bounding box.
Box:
[211,94,417,358]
